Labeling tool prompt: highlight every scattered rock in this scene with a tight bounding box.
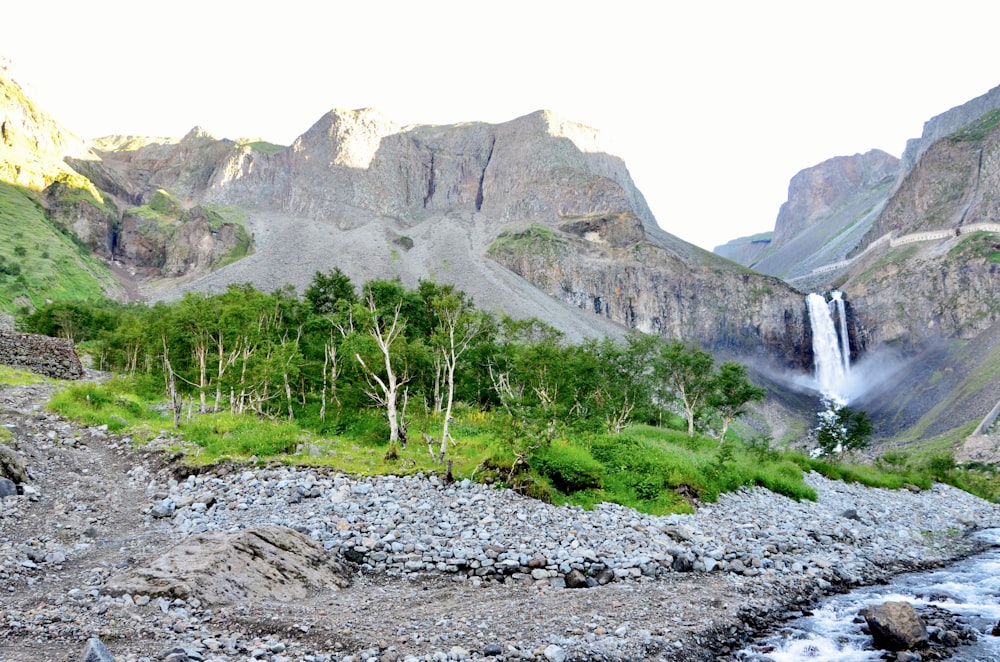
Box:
[564,569,588,589]
[860,601,929,651]
[0,476,16,497]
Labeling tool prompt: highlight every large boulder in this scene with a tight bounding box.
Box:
[859,601,929,651]
[0,444,29,484]
[104,526,351,605]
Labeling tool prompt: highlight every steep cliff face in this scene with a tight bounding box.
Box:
[0,69,94,190]
[773,151,899,246]
[865,116,1000,240]
[716,151,898,281]
[489,228,810,367]
[175,108,809,358]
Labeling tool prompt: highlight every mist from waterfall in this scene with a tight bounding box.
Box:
[807,292,851,404]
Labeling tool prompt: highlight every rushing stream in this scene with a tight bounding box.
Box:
[737,530,1000,661]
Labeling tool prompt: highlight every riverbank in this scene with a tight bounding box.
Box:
[2,378,999,661]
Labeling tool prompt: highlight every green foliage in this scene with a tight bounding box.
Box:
[487,224,562,257]
[530,441,603,492]
[182,414,302,458]
[0,181,115,313]
[21,299,131,342]
[949,109,1000,142]
[305,268,357,314]
[47,379,164,431]
[0,365,47,387]
[148,189,182,216]
[815,403,873,457]
[240,140,285,154]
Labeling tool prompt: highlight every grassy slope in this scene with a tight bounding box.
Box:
[0,181,117,313]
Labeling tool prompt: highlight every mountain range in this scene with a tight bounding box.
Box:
[2,68,999,459]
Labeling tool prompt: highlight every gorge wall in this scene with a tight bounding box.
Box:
[83,107,812,363]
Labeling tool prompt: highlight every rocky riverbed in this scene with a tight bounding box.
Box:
[2,377,999,661]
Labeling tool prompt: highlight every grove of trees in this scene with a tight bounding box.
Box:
[21,270,768,461]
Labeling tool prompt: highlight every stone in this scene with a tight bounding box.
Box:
[543,644,566,662]
[151,498,176,518]
[859,601,929,651]
[595,568,615,585]
[482,643,502,657]
[81,636,114,662]
[104,526,351,605]
[0,444,29,484]
[0,477,17,497]
[564,569,589,589]
[939,630,960,646]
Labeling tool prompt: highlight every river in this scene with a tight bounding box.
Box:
[737,529,1000,661]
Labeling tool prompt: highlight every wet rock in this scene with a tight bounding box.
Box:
[860,601,929,651]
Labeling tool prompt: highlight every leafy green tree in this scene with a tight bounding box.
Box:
[706,361,767,441]
[816,403,873,457]
[654,340,716,436]
[581,332,659,433]
[304,268,357,314]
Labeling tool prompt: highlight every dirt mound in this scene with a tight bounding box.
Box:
[104,525,351,605]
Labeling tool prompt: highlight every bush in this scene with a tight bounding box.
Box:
[182,414,300,458]
[48,378,158,431]
[530,441,603,492]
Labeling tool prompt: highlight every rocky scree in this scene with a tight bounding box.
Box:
[1,378,999,661]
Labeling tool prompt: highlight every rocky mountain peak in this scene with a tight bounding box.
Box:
[181,126,216,142]
[772,150,899,246]
[0,73,94,189]
[291,107,398,168]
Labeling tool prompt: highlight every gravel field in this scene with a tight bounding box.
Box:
[2,377,998,662]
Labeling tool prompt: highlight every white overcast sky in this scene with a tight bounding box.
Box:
[5,0,1000,251]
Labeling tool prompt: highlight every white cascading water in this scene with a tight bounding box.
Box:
[806,292,851,403]
[832,291,851,376]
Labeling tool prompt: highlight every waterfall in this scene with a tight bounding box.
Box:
[831,291,851,375]
[806,292,851,403]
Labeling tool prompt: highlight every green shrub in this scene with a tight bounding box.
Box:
[181,414,300,458]
[530,441,603,492]
[48,378,159,431]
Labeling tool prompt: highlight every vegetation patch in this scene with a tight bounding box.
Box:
[236,139,286,154]
[949,109,1000,142]
[488,224,563,258]
[30,273,964,515]
[0,181,116,314]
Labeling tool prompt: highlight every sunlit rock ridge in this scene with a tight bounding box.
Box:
[63,102,807,361]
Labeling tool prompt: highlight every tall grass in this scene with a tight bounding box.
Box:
[45,376,959,515]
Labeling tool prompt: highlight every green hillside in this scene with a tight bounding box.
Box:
[0,180,118,313]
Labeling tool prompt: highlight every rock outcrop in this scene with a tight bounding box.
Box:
[85,106,811,359]
[718,150,899,281]
[104,526,351,605]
